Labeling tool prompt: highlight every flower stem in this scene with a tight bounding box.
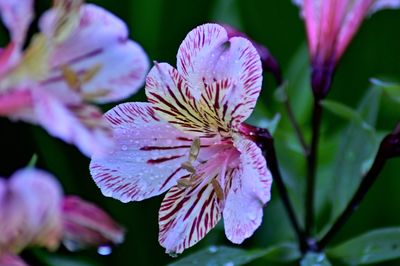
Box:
[283,97,309,155]
[305,98,323,237]
[317,125,400,250]
[243,124,308,252]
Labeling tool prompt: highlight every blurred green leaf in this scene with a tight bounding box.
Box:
[321,100,363,124]
[325,86,382,223]
[370,78,400,103]
[300,252,331,266]
[211,0,241,27]
[327,227,400,265]
[27,154,38,168]
[168,243,300,266]
[46,256,101,266]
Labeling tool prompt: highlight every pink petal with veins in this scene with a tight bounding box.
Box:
[62,196,124,251]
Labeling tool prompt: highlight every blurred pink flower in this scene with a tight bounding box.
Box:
[0,0,149,156]
[62,196,124,251]
[0,169,63,254]
[294,0,400,98]
[0,254,28,266]
[90,23,273,255]
[0,169,124,256]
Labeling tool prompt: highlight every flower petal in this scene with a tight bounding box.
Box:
[62,196,124,251]
[40,4,149,103]
[223,138,272,244]
[159,183,222,254]
[90,102,193,203]
[0,0,33,46]
[0,254,28,266]
[9,169,63,251]
[176,23,262,125]
[370,0,400,13]
[32,88,113,157]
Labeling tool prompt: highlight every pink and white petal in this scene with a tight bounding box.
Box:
[370,0,400,13]
[159,183,222,254]
[40,4,148,103]
[0,88,33,118]
[177,24,263,124]
[9,168,63,250]
[145,63,212,136]
[0,254,28,266]
[62,196,124,251]
[223,138,272,244]
[32,88,113,157]
[0,0,33,46]
[90,102,194,203]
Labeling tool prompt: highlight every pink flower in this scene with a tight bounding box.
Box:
[0,254,28,266]
[294,0,400,98]
[0,169,63,254]
[0,169,125,256]
[0,1,149,156]
[62,196,124,251]
[90,23,273,254]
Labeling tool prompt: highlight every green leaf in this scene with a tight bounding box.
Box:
[27,154,38,168]
[324,86,382,224]
[300,252,332,266]
[321,100,362,124]
[168,243,300,266]
[370,78,400,103]
[327,227,400,265]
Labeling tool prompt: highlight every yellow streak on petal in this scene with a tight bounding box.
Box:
[50,0,83,43]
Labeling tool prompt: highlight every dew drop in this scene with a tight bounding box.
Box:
[208,245,218,253]
[223,261,234,266]
[97,245,112,256]
[121,145,128,151]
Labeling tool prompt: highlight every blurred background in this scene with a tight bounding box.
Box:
[1,0,399,265]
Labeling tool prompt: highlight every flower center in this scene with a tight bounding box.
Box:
[178,138,226,201]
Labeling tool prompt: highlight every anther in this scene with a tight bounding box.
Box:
[211,179,224,201]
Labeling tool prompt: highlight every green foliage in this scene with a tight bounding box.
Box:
[300,252,332,266]
[169,243,300,266]
[328,228,400,265]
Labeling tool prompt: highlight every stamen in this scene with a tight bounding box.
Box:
[189,138,200,162]
[61,65,80,90]
[82,64,102,83]
[177,179,192,188]
[181,161,196,173]
[211,179,224,201]
[82,89,110,101]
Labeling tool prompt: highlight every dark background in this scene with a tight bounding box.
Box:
[1,0,399,265]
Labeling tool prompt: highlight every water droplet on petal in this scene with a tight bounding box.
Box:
[97,245,112,256]
[121,145,128,151]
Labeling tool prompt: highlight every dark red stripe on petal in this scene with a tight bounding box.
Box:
[147,155,183,164]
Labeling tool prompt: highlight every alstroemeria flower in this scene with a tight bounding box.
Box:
[90,23,273,254]
[0,169,125,257]
[294,0,400,98]
[62,196,124,251]
[0,0,149,156]
[0,169,63,254]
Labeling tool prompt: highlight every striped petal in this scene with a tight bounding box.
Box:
[40,4,149,103]
[146,63,232,136]
[159,183,222,255]
[176,23,262,125]
[90,102,194,203]
[223,138,272,244]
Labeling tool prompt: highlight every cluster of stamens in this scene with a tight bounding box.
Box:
[178,138,225,201]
